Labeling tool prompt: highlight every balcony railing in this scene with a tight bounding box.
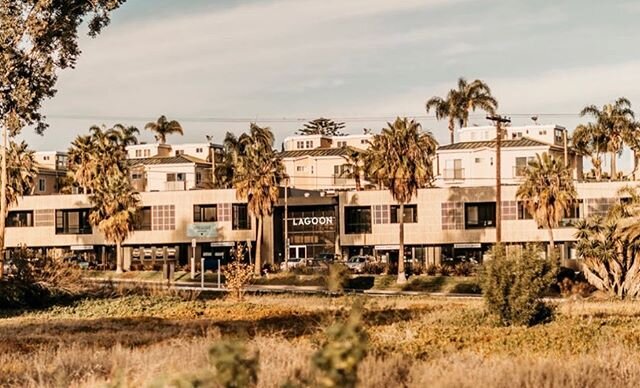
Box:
[443,168,464,181]
[165,181,186,191]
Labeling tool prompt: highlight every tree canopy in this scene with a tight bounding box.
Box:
[296,118,346,136]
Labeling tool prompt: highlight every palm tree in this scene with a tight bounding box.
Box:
[572,123,606,181]
[6,141,38,206]
[144,115,183,144]
[89,173,140,273]
[365,117,437,283]
[233,124,286,275]
[111,124,140,146]
[214,132,240,189]
[68,135,97,193]
[579,97,635,179]
[339,146,365,191]
[426,77,498,144]
[516,152,577,257]
[622,122,640,180]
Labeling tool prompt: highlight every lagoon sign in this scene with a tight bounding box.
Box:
[291,216,334,226]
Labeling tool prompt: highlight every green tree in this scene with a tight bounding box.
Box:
[144,115,184,144]
[516,152,577,256]
[233,124,286,275]
[365,117,437,283]
[297,117,346,136]
[575,186,640,299]
[0,0,125,279]
[579,97,635,179]
[426,77,498,144]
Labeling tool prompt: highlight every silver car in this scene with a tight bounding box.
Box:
[345,256,368,273]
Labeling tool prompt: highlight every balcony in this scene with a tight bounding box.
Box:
[443,168,465,181]
[165,181,186,191]
[333,175,354,186]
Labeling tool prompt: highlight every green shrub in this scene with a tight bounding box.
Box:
[312,304,368,388]
[209,340,259,388]
[437,264,451,276]
[450,280,482,294]
[452,262,475,277]
[481,244,558,326]
[425,264,438,276]
[325,263,351,293]
[361,262,386,275]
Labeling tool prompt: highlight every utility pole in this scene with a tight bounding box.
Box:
[284,177,290,271]
[486,115,511,245]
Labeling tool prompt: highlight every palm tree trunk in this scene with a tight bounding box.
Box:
[0,122,7,280]
[355,172,361,191]
[116,241,123,273]
[255,217,262,276]
[397,203,407,284]
[448,118,455,144]
[547,227,555,260]
[633,150,638,181]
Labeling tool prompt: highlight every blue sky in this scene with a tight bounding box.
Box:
[20,0,640,170]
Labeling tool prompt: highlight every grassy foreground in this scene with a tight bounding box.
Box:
[1,293,640,387]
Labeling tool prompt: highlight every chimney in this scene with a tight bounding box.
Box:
[157,144,172,157]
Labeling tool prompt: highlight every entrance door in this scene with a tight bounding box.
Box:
[289,245,307,260]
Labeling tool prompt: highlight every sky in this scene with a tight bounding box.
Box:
[18,0,640,171]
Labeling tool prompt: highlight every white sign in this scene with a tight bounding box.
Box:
[375,245,400,250]
[454,243,482,249]
[71,245,93,251]
[291,216,334,226]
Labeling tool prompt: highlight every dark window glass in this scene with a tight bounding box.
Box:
[55,209,92,234]
[134,207,152,231]
[560,200,584,227]
[517,202,534,220]
[390,204,418,223]
[345,206,372,234]
[232,204,250,230]
[6,211,33,227]
[464,202,496,229]
[194,204,218,222]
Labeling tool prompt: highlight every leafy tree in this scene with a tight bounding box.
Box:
[4,141,38,206]
[233,124,286,275]
[222,243,254,300]
[144,115,183,144]
[579,97,635,179]
[364,117,437,283]
[0,0,125,279]
[426,77,498,144]
[516,152,577,256]
[575,186,640,299]
[70,125,140,273]
[481,244,557,326]
[297,117,346,136]
[573,122,607,181]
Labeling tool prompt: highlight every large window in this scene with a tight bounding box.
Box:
[390,204,418,224]
[134,207,152,231]
[560,200,584,227]
[232,204,250,230]
[7,211,33,227]
[517,202,534,220]
[55,209,92,234]
[345,206,371,234]
[194,204,217,222]
[465,202,496,229]
[515,157,535,177]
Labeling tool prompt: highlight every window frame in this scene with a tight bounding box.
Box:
[6,210,34,227]
[55,208,92,235]
[194,204,218,223]
[232,203,251,230]
[345,206,372,234]
[464,202,496,229]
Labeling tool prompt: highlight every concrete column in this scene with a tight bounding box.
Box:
[433,246,442,265]
[123,247,132,271]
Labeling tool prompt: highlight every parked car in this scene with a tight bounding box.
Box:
[345,256,368,273]
[314,253,336,263]
[279,257,306,271]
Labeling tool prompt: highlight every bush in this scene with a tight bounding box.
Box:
[409,262,425,276]
[361,262,386,275]
[425,264,438,276]
[325,263,351,293]
[452,263,475,277]
[222,244,254,301]
[437,264,451,277]
[312,303,368,388]
[209,340,259,388]
[481,244,558,326]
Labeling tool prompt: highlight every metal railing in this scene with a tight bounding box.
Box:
[443,168,464,180]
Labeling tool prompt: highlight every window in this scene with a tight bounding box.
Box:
[135,150,142,157]
[465,202,496,229]
[560,200,584,227]
[194,204,217,222]
[515,156,535,177]
[345,206,371,234]
[144,149,151,157]
[55,209,92,234]
[43,156,50,161]
[305,140,313,148]
[361,139,367,144]
[218,203,231,222]
[296,166,305,172]
[176,173,185,181]
[134,207,152,231]
[296,141,304,149]
[539,130,547,135]
[196,148,203,153]
[444,159,463,180]
[517,202,534,220]
[232,204,250,230]
[175,150,184,156]
[6,211,33,227]
[152,205,175,230]
[131,172,144,180]
[373,205,389,224]
[38,178,46,192]
[167,173,176,182]
[196,172,202,184]
[391,204,418,223]
[337,141,347,148]
[475,158,482,164]
[554,129,564,145]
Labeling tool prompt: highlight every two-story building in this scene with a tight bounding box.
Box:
[32,151,68,195]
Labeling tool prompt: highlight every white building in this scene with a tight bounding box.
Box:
[282,133,373,151]
[436,125,581,187]
[129,154,212,192]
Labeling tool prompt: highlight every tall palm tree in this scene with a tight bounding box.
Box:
[111,124,140,147]
[339,146,365,191]
[144,115,183,144]
[365,117,437,283]
[233,124,286,275]
[214,132,240,189]
[579,97,635,179]
[572,123,606,181]
[6,141,38,206]
[516,152,577,257]
[426,77,498,144]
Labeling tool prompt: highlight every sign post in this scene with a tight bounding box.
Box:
[217,258,221,289]
[200,257,205,289]
[190,238,196,279]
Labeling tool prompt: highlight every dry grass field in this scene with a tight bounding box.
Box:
[1,293,640,387]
